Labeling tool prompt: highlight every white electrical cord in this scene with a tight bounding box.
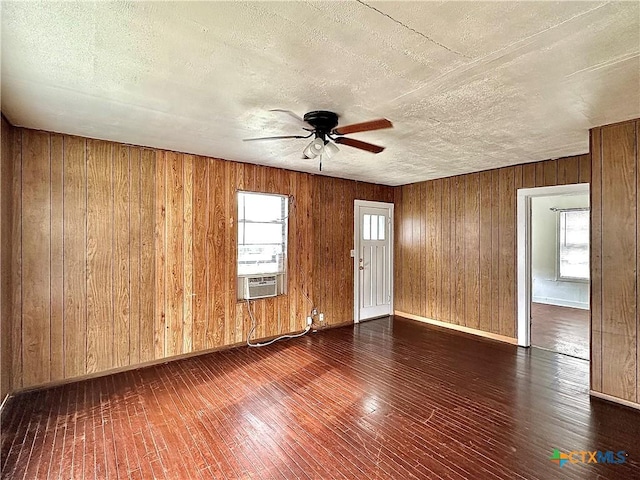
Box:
[246,299,312,348]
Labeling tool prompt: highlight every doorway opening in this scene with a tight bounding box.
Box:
[517,184,590,360]
[353,200,394,323]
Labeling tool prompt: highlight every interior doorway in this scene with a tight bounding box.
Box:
[517,184,590,360]
[353,200,394,323]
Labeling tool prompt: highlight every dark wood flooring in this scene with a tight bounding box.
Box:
[2,316,639,479]
[531,302,590,359]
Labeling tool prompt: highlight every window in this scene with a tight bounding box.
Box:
[237,191,288,276]
[558,209,589,281]
[363,214,386,241]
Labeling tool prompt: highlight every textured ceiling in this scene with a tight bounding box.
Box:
[2,1,639,186]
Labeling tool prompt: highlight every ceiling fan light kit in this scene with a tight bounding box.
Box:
[244,110,393,171]
[303,137,325,158]
[323,140,340,159]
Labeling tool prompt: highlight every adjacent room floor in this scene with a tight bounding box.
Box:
[2,316,638,479]
[531,302,590,359]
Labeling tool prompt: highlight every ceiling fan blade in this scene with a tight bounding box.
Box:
[334,137,385,153]
[243,134,310,142]
[333,118,393,135]
[269,109,309,126]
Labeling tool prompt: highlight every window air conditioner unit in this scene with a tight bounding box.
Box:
[241,275,278,300]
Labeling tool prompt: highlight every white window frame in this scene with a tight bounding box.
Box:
[237,191,288,279]
[556,207,590,283]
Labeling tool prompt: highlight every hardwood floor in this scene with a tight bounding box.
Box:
[2,316,639,479]
[531,302,589,359]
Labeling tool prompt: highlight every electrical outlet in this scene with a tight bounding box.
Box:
[306,316,313,325]
[319,313,325,322]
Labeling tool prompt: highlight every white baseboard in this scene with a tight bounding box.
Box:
[532,296,589,310]
[394,311,519,346]
[590,390,640,411]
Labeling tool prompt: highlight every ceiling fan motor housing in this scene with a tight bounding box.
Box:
[303,111,339,136]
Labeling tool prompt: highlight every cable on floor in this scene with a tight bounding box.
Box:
[246,299,312,347]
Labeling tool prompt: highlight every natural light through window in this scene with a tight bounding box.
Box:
[237,192,288,276]
[558,209,589,281]
[363,214,385,241]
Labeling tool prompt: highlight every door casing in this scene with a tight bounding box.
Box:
[353,200,394,323]
[516,183,590,347]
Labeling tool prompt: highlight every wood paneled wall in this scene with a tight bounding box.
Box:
[312,177,394,326]
[591,119,640,404]
[394,154,591,339]
[4,126,393,391]
[1,117,17,400]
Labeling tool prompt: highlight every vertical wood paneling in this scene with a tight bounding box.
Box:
[498,167,516,338]
[291,173,304,329]
[452,177,465,325]
[440,177,451,323]
[154,151,166,359]
[395,154,588,340]
[114,145,130,368]
[183,155,194,354]
[192,157,208,351]
[432,180,442,320]
[129,147,141,365]
[234,162,246,344]
[6,127,392,392]
[209,159,225,348]
[558,155,579,185]
[478,171,492,332]
[420,183,427,317]
[522,163,536,189]
[139,149,155,363]
[393,187,403,312]
[490,169,501,335]
[336,179,350,325]
[465,173,480,329]
[225,160,238,346]
[21,130,51,387]
[1,118,16,396]
[600,123,637,401]
[637,121,640,405]
[86,140,114,374]
[63,136,86,378]
[299,173,313,328]
[50,135,64,381]
[535,159,557,187]
[590,130,603,392]
[409,184,418,316]
[166,152,184,357]
[11,127,22,390]
[579,154,591,184]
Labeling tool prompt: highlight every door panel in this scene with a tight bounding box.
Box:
[355,202,393,321]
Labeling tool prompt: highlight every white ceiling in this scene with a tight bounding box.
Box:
[2,1,639,186]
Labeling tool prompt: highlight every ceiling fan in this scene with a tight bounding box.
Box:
[243,110,393,171]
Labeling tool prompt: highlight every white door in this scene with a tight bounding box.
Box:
[354,200,394,322]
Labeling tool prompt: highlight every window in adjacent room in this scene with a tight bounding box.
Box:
[557,208,589,281]
[237,191,288,277]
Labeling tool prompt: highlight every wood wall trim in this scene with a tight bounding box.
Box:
[394,311,519,345]
[589,390,640,412]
